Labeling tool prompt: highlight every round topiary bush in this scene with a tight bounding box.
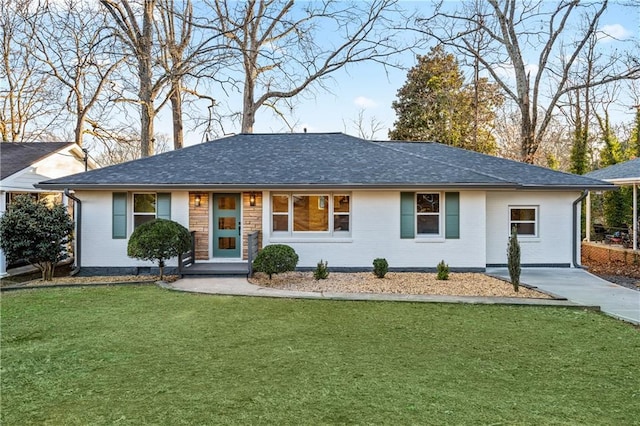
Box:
[252,244,299,279]
[373,258,388,278]
[127,219,192,280]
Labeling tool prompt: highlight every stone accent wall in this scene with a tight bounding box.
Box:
[582,242,639,266]
[189,192,209,260]
[242,192,263,260]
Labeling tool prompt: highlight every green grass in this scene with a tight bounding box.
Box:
[2,286,639,425]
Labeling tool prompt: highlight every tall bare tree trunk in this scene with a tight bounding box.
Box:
[170,80,183,149]
[139,0,155,157]
[101,0,157,157]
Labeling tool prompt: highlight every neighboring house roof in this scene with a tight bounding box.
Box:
[37,133,614,190]
[585,158,640,185]
[1,142,76,180]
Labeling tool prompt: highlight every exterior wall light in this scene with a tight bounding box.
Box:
[195,194,201,207]
[249,192,256,207]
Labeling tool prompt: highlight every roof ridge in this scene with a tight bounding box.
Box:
[372,141,515,185]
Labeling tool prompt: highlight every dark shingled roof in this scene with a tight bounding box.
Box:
[1,142,75,180]
[585,158,640,182]
[37,133,613,190]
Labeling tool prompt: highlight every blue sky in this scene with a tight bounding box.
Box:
[168,1,640,146]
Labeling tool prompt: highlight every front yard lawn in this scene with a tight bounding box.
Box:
[2,286,638,424]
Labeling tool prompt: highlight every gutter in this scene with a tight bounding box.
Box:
[36,182,616,191]
[572,190,589,268]
[64,189,81,275]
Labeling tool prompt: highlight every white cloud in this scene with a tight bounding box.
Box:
[353,96,378,109]
[597,24,632,42]
[492,63,538,80]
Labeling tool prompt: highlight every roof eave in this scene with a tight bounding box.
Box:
[35,182,614,191]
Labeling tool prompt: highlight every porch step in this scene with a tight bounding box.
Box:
[179,262,249,277]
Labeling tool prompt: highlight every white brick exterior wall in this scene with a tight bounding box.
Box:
[263,190,487,269]
[77,190,191,267]
[78,189,581,270]
[485,191,581,265]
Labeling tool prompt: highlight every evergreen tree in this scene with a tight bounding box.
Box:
[569,100,589,175]
[389,45,503,154]
[628,106,640,158]
[0,195,73,281]
[596,112,632,229]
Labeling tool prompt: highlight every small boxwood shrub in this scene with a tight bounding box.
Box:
[252,244,299,279]
[436,260,449,280]
[373,258,388,278]
[313,259,329,280]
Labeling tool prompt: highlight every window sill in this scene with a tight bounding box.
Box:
[269,237,353,244]
[414,237,446,243]
[516,237,540,243]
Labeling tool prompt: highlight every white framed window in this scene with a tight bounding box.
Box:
[133,193,157,228]
[416,193,441,236]
[272,194,289,232]
[6,192,62,208]
[509,206,538,237]
[271,193,351,235]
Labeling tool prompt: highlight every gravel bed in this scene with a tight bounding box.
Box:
[2,275,178,288]
[250,272,552,299]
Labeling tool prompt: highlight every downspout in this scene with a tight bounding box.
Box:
[64,189,81,275]
[572,190,589,268]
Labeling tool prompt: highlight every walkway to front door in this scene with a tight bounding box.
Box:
[212,193,241,258]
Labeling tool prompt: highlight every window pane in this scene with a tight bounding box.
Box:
[515,223,535,235]
[272,195,289,213]
[218,196,236,210]
[334,214,350,231]
[134,194,156,213]
[218,217,236,230]
[334,195,350,213]
[40,193,62,207]
[218,237,236,250]
[293,195,328,231]
[417,215,439,234]
[134,215,155,228]
[273,215,288,231]
[417,194,439,213]
[511,208,535,221]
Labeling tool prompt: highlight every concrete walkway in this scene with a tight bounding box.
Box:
[487,268,640,325]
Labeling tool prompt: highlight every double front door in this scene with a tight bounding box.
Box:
[212,193,241,258]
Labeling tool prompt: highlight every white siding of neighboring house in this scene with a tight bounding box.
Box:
[0,146,87,276]
[1,147,86,193]
[77,190,190,268]
[264,190,488,269]
[485,191,581,266]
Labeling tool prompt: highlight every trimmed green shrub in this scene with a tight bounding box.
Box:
[127,219,192,280]
[507,226,521,292]
[313,259,329,280]
[373,258,388,278]
[436,260,449,280]
[0,195,73,281]
[253,244,299,279]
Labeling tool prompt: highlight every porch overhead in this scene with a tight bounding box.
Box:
[585,158,640,250]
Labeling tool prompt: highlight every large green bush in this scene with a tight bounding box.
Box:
[252,244,298,279]
[127,219,192,280]
[0,195,73,281]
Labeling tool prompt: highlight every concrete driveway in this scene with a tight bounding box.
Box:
[487,268,640,325]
